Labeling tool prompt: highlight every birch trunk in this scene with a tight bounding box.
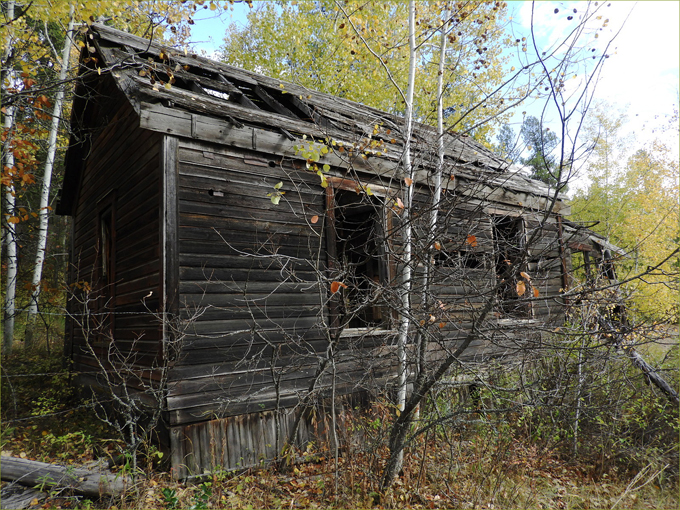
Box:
[396,0,417,411]
[416,8,448,383]
[24,6,75,348]
[389,0,417,485]
[2,0,17,354]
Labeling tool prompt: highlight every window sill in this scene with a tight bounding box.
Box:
[495,318,540,326]
[339,327,397,339]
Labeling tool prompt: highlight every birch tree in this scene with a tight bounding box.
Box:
[24,5,76,348]
[2,0,18,354]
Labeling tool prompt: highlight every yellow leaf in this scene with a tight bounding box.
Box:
[516,281,526,296]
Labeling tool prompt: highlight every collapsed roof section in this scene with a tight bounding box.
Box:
[62,24,570,205]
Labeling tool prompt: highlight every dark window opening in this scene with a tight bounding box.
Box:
[334,190,389,329]
[493,216,531,318]
[599,249,617,280]
[434,250,485,269]
[97,201,116,337]
[99,208,114,286]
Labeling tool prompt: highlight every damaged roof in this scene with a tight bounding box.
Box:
[59,23,572,215]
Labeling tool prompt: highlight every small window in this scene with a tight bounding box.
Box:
[96,195,116,337]
[100,208,113,285]
[493,216,531,318]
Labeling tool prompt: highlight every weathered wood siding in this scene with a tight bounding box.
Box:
[168,139,334,427]
[66,87,163,377]
[169,407,326,479]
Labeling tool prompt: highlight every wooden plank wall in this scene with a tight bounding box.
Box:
[169,140,335,426]
[406,179,568,363]
[68,89,163,376]
[167,136,572,429]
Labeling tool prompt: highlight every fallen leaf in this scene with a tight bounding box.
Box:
[404,177,413,186]
[311,215,319,224]
[330,281,348,293]
[466,234,478,247]
[516,280,526,296]
[533,287,540,298]
[520,271,531,281]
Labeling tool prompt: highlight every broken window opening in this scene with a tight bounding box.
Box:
[493,216,532,319]
[599,249,617,281]
[333,190,390,329]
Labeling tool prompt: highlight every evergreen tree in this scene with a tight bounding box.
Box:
[519,115,560,185]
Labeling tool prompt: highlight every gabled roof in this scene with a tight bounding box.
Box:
[58,23,569,215]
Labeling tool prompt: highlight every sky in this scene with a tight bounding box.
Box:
[512,1,678,147]
[187,1,679,172]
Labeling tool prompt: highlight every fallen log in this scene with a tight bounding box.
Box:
[0,456,131,498]
[624,346,680,405]
[0,483,46,510]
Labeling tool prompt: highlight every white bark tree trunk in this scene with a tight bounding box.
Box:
[413,10,449,426]
[392,0,417,480]
[2,0,17,354]
[25,6,75,348]
[396,0,417,412]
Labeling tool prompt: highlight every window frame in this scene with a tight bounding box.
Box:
[325,180,395,334]
[492,215,533,319]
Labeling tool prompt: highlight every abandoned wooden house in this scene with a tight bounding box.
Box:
[57,24,620,479]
